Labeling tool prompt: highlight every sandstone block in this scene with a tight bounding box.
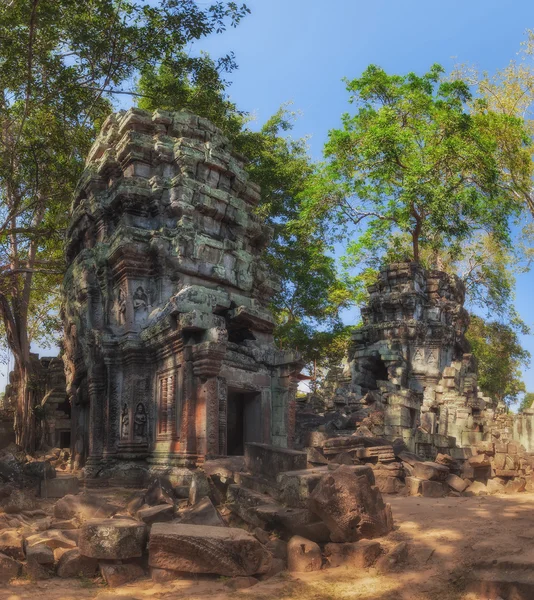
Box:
[79,519,147,559]
[179,496,225,527]
[405,476,421,496]
[376,541,409,572]
[493,453,506,470]
[40,476,79,498]
[137,504,174,525]
[151,567,178,583]
[100,562,145,587]
[287,535,322,572]
[54,494,119,521]
[503,479,526,494]
[308,465,393,542]
[145,476,174,506]
[0,552,21,582]
[57,549,98,578]
[413,461,449,481]
[486,478,506,494]
[421,480,446,498]
[446,473,468,493]
[148,523,271,576]
[25,530,76,551]
[465,481,488,497]
[245,443,307,482]
[0,529,24,560]
[324,540,382,568]
[468,454,491,467]
[26,543,54,565]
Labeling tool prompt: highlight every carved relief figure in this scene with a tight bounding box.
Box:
[133,286,148,323]
[134,402,147,442]
[117,288,127,324]
[120,404,129,440]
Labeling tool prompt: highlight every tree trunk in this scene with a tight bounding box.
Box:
[14,359,36,453]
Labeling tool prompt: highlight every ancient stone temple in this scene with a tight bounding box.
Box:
[309,262,501,457]
[63,108,301,474]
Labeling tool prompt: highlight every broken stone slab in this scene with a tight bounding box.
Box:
[446,474,468,493]
[57,549,99,578]
[373,473,405,494]
[244,443,307,482]
[397,451,421,466]
[421,480,446,498]
[226,484,278,528]
[26,543,54,565]
[405,476,421,496]
[179,497,226,527]
[54,493,119,521]
[308,465,393,542]
[23,460,56,481]
[412,461,449,481]
[324,540,382,568]
[0,552,21,582]
[486,478,506,494]
[145,476,175,506]
[25,530,77,551]
[305,447,328,465]
[375,541,409,572]
[276,465,375,509]
[79,519,147,560]
[148,523,271,576]
[468,454,491,467]
[0,529,24,560]
[503,479,526,494]
[465,481,488,497]
[40,476,79,498]
[137,504,174,525]
[100,562,145,587]
[287,535,322,572]
[188,471,212,506]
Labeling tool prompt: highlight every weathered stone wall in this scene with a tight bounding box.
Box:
[63,108,301,475]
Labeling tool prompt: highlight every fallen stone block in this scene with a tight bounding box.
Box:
[79,519,147,559]
[137,504,174,525]
[308,465,393,542]
[245,443,307,481]
[446,473,468,493]
[324,540,381,568]
[151,567,178,583]
[145,476,175,506]
[40,476,79,498]
[25,530,77,551]
[376,541,409,572]
[421,480,446,498]
[503,479,526,494]
[54,494,119,521]
[23,461,56,481]
[0,552,21,582]
[405,476,421,496]
[148,523,271,576]
[486,478,506,494]
[465,481,488,497]
[26,543,54,565]
[469,454,491,467]
[0,529,24,560]
[413,461,449,481]
[306,447,328,466]
[100,562,145,587]
[374,473,405,494]
[287,535,322,572]
[179,496,225,527]
[57,549,98,578]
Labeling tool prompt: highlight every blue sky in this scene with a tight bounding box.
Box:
[3,1,533,397]
[198,0,534,394]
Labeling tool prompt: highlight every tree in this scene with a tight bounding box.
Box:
[519,392,534,413]
[466,315,530,406]
[0,0,248,452]
[304,64,531,266]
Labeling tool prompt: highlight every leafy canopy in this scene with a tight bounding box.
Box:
[304,64,531,265]
[466,315,530,406]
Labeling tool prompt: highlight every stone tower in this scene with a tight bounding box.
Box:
[63,108,301,474]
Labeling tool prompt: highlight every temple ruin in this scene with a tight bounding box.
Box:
[62,108,302,476]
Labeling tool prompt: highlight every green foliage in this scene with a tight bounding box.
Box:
[519,392,534,413]
[466,315,530,405]
[304,64,531,267]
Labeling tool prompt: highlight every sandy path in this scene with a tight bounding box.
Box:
[2,492,533,600]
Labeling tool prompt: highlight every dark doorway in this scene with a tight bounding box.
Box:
[58,430,71,448]
[227,390,262,455]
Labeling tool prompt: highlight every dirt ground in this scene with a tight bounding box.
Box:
[2,491,533,600]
